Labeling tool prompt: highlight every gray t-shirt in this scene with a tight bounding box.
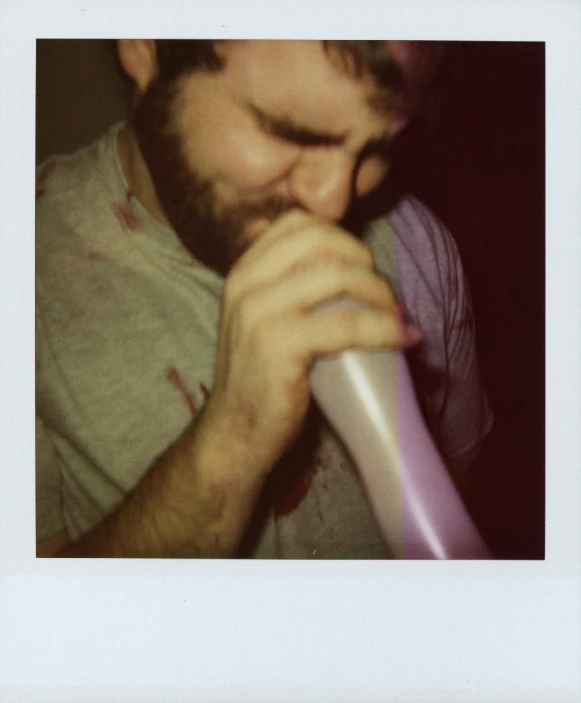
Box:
[35,123,493,558]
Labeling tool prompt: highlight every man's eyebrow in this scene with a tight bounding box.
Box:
[248,104,346,147]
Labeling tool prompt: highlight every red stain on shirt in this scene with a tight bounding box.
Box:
[274,469,313,518]
[166,366,197,416]
[37,160,56,185]
[200,383,211,402]
[273,451,330,518]
[35,161,57,200]
[112,200,140,232]
[88,250,106,262]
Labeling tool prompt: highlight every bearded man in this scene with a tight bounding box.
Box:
[35,40,492,558]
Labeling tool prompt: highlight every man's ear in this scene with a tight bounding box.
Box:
[117,40,158,92]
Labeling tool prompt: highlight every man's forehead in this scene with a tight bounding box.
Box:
[217,39,393,74]
[216,40,397,115]
[217,40,337,68]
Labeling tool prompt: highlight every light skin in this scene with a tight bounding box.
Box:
[37,40,422,558]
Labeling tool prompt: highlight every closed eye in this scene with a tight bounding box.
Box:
[248,101,392,165]
[268,123,344,148]
[249,104,345,148]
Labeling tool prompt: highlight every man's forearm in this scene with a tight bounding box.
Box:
[57,410,264,558]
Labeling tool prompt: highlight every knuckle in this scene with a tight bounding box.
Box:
[311,228,347,261]
[274,208,310,233]
[304,223,332,249]
[316,257,348,281]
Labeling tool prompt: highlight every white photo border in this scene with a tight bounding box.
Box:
[1,1,580,701]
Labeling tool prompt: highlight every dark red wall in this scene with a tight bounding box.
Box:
[398,42,545,558]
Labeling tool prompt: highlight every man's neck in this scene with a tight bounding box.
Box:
[116,123,172,228]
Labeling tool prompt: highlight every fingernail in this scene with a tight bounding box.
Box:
[401,324,422,345]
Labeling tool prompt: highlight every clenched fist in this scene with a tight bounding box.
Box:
[200,209,421,488]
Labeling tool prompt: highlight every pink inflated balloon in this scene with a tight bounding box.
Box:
[309,303,491,560]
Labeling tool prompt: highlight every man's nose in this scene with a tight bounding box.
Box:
[288,151,354,223]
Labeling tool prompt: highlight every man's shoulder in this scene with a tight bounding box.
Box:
[35,123,129,285]
[368,194,459,262]
[35,123,124,219]
[388,195,450,241]
[364,194,464,305]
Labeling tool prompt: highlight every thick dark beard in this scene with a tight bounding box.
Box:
[131,74,294,277]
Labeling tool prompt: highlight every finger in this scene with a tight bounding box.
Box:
[285,305,422,364]
[246,259,399,319]
[230,211,374,294]
[238,208,316,261]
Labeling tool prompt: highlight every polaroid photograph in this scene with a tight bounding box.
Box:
[1,1,580,701]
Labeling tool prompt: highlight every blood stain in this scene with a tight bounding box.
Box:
[274,454,329,518]
[37,160,56,185]
[274,469,313,518]
[199,383,211,402]
[112,200,140,232]
[166,366,197,416]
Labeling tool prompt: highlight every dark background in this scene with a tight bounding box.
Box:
[36,40,545,559]
[395,42,545,559]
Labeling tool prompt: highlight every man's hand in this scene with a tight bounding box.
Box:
[204,209,421,484]
[44,210,420,559]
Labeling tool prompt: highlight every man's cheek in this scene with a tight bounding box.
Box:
[355,157,390,197]
[213,128,299,192]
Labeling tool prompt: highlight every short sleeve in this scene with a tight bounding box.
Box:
[439,245,494,460]
[365,196,493,463]
[36,414,67,542]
